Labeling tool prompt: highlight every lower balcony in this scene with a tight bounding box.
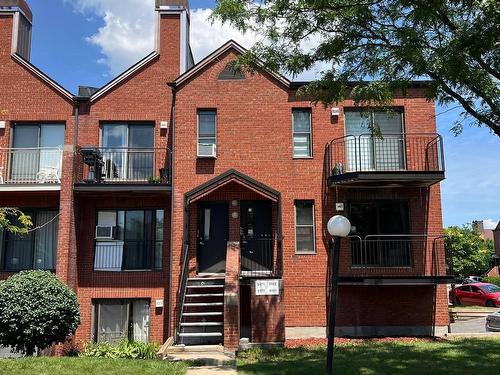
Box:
[339,234,453,285]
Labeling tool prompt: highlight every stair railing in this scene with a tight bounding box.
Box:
[175,242,190,344]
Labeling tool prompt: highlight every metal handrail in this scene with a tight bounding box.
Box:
[176,242,190,343]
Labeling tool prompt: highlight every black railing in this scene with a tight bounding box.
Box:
[343,234,450,277]
[175,242,190,343]
[93,240,162,271]
[240,235,282,277]
[325,133,444,177]
[77,147,172,184]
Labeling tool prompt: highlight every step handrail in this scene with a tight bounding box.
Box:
[176,242,190,344]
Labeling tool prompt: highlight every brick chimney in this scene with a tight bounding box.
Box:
[0,0,32,60]
[155,0,193,76]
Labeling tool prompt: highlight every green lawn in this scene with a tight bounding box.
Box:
[238,338,500,375]
[0,357,189,375]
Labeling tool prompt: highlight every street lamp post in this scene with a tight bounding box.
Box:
[325,215,351,375]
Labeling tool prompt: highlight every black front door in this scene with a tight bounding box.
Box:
[240,200,273,273]
[197,202,229,273]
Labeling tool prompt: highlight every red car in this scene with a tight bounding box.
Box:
[451,283,500,307]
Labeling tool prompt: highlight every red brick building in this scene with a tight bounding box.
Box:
[0,0,452,351]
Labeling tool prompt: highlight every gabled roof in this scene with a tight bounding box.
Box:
[174,40,291,87]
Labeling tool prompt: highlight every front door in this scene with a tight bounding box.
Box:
[197,202,228,274]
[240,200,273,273]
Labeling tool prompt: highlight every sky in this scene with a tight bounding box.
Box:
[24,0,499,229]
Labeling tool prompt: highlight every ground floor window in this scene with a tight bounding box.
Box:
[0,210,59,271]
[92,299,150,344]
[294,200,316,254]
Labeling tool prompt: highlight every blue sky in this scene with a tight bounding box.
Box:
[25,1,499,229]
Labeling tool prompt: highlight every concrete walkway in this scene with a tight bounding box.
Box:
[186,365,237,374]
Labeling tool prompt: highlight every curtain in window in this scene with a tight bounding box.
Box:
[345,111,373,171]
[97,302,129,344]
[33,211,58,270]
[132,300,150,342]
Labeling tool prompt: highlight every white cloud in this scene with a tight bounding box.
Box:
[483,219,499,230]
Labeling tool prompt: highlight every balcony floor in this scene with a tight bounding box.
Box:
[73,183,172,193]
[328,171,445,188]
[0,183,61,192]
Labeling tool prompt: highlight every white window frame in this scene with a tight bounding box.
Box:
[197,109,217,158]
[292,108,312,158]
[294,200,316,254]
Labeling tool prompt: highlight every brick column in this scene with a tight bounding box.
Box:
[224,241,240,352]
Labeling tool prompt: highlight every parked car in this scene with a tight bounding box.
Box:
[450,283,500,307]
[462,276,483,284]
[486,311,500,332]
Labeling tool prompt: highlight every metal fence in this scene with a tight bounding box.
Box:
[93,240,162,271]
[0,147,63,184]
[240,235,282,277]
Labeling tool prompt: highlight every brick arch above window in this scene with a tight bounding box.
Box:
[218,61,245,80]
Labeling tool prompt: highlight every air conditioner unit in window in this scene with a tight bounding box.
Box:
[197,143,217,158]
[95,226,115,240]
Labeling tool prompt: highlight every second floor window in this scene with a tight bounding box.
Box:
[94,209,164,271]
[197,110,217,157]
[292,109,312,158]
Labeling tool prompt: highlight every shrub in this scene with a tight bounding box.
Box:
[81,340,160,360]
[484,276,500,287]
[0,270,80,355]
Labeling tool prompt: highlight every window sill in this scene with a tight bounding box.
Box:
[295,251,316,255]
[197,156,217,159]
[293,156,313,160]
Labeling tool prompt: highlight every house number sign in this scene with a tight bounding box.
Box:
[255,280,280,296]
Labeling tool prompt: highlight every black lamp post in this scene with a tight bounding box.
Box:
[325,215,351,375]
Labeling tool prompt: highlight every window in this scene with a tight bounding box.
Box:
[101,123,154,180]
[292,109,312,157]
[94,209,164,271]
[344,109,404,171]
[218,62,245,80]
[295,201,315,253]
[0,210,59,271]
[16,14,32,60]
[10,124,65,182]
[197,110,217,157]
[93,299,150,344]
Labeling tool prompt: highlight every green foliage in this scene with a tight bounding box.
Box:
[213,0,500,136]
[0,271,80,356]
[0,207,32,235]
[484,276,500,287]
[444,224,495,278]
[81,340,160,360]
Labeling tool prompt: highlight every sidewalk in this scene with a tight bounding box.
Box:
[186,365,237,374]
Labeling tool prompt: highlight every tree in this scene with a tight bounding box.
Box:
[444,224,494,278]
[0,207,32,235]
[0,270,80,355]
[213,0,500,136]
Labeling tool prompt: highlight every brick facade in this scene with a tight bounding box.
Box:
[0,1,450,352]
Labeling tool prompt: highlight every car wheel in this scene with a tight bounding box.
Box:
[454,297,461,306]
[486,300,495,307]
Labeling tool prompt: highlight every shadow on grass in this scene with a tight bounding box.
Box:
[237,339,500,375]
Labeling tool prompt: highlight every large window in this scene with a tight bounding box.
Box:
[295,200,315,253]
[101,123,154,180]
[292,109,312,157]
[94,209,164,271]
[197,110,217,157]
[0,210,59,271]
[10,124,65,182]
[344,109,404,171]
[93,299,150,344]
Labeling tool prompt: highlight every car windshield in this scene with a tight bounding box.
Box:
[480,284,500,293]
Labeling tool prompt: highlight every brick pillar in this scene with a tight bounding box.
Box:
[224,241,240,352]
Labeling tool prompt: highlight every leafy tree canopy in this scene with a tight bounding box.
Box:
[213,0,500,136]
[0,207,32,235]
[444,224,495,278]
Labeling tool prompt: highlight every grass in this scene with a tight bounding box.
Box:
[0,357,190,375]
[237,338,500,375]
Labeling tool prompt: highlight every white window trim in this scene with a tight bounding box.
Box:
[294,200,316,254]
[197,109,217,158]
[292,108,313,159]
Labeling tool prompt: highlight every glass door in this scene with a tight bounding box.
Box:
[102,124,128,180]
[11,125,39,181]
[345,111,373,171]
[372,111,404,170]
[128,125,154,180]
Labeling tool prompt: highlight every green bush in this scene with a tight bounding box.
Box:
[0,270,80,355]
[81,340,160,360]
[484,276,500,287]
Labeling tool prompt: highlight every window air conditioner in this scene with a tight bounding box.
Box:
[95,226,115,240]
[197,143,217,158]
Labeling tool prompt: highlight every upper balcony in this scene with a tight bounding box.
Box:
[74,147,172,192]
[0,147,63,191]
[325,133,445,187]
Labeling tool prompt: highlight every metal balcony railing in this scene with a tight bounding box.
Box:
[76,147,171,184]
[325,133,444,177]
[0,147,63,184]
[93,240,162,271]
[340,234,451,278]
[240,235,283,278]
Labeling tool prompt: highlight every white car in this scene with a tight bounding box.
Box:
[485,311,500,332]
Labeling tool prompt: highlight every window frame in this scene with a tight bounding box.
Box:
[294,200,316,254]
[292,108,313,158]
[348,200,410,237]
[197,109,217,158]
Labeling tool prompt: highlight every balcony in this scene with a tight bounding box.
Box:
[240,235,283,278]
[93,240,162,272]
[0,147,63,190]
[74,147,172,192]
[325,133,445,187]
[339,234,454,284]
